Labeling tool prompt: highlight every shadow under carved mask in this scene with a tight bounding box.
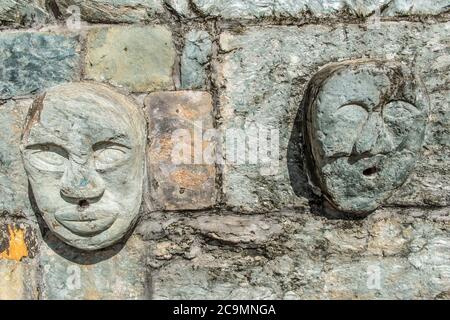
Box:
[304,60,429,214]
[21,82,147,250]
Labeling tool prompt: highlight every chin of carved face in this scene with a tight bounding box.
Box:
[304,60,429,214]
[21,82,146,250]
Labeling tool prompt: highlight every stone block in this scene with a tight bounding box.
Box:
[145,91,216,210]
[0,222,39,299]
[190,0,449,20]
[39,235,149,299]
[0,0,48,26]
[84,25,176,93]
[181,30,212,90]
[0,100,33,218]
[0,32,80,99]
[56,0,165,23]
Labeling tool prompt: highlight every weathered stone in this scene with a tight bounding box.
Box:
[56,0,165,23]
[164,0,197,18]
[191,0,449,20]
[85,26,176,93]
[304,60,428,214]
[181,30,212,89]
[367,216,410,256]
[188,214,283,245]
[0,100,33,218]
[218,21,449,212]
[0,32,80,99]
[0,222,39,299]
[21,82,147,250]
[145,91,216,210]
[150,208,450,299]
[0,0,48,26]
[0,259,38,299]
[0,223,39,260]
[39,234,149,299]
[383,0,450,16]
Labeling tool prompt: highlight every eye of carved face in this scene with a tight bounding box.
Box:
[25,144,69,172]
[21,82,147,251]
[93,142,130,171]
[304,60,429,214]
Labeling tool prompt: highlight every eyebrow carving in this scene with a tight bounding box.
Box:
[92,140,131,151]
[336,102,369,111]
[25,143,69,159]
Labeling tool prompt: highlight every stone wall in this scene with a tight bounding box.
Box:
[0,0,449,299]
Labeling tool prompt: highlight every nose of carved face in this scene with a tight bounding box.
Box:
[353,111,394,156]
[60,161,106,201]
[304,60,428,214]
[55,160,115,236]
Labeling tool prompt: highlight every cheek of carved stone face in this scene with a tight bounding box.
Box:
[382,100,424,149]
[322,104,368,157]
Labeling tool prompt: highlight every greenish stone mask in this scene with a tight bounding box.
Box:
[21,82,147,250]
[304,60,429,214]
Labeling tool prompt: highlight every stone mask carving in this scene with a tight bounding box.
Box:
[21,82,147,250]
[303,60,429,214]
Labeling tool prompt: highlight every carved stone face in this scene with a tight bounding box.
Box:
[304,60,428,214]
[21,82,146,250]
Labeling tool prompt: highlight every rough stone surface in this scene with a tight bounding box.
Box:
[56,0,165,23]
[0,223,39,260]
[145,91,216,210]
[383,0,450,16]
[218,21,449,213]
[150,209,450,299]
[0,0,48,26]
[190,0,449,20]
[0,32,80,99]
[164,0,196,18]
[304,60,428,214]
[39,235,149,299]
[188,214,283,245]
[181,30,212,90]
[0,222,39,299]
[21,82,147,251]
[0,99,33,218]
[0,259,38,299]
[85,26,176,92]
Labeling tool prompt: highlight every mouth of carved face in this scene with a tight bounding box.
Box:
[54,205,119,237]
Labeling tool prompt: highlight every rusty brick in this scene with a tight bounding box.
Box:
[0,223,39,299]
[145,91,216,210]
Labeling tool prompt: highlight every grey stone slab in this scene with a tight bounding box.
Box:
[181,30,212,90]
[84,25,176,92]
[0,99,32,218]
[150,209,450,299]
[55,0,165,23]
[0,32,80,99]
[191,0,449,20]
[0,0,48,26]
[39,235,150,299]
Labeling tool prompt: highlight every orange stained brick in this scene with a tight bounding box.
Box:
[0,225,28,261]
